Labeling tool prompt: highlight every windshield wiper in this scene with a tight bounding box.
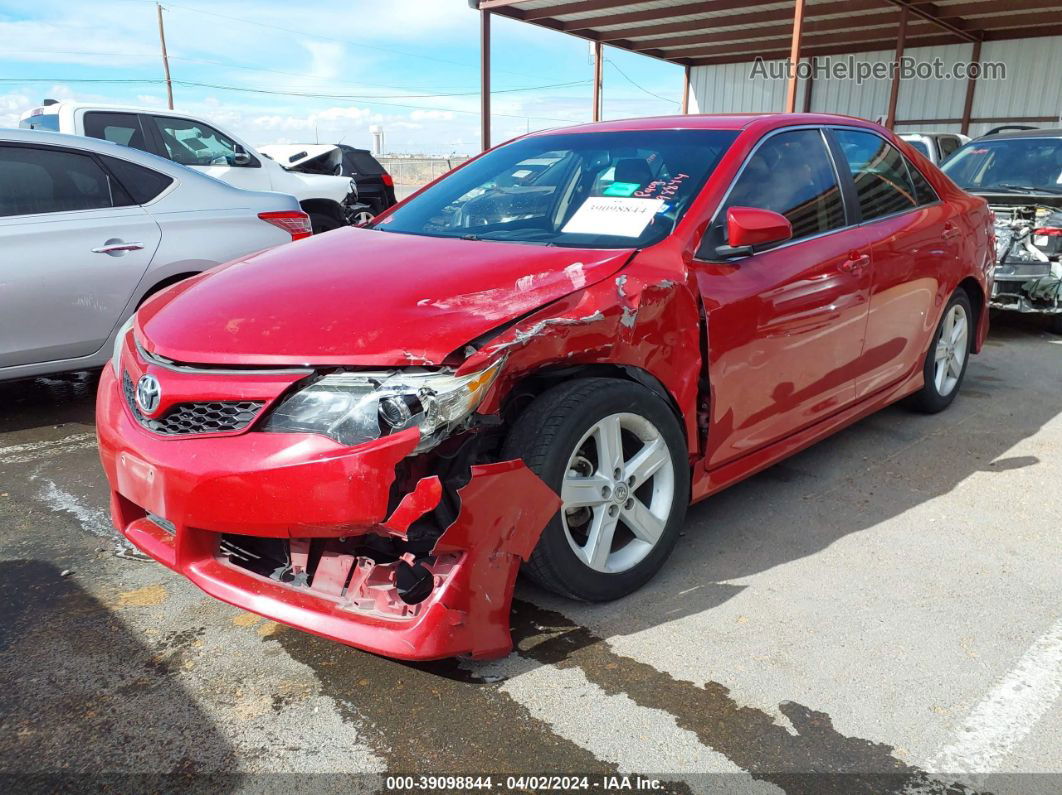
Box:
[994,183,1062,195]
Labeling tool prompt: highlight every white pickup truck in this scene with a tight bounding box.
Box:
[19,100,368,233]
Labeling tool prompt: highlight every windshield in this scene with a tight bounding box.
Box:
[941,136,1062,194]
[372,129,738,248]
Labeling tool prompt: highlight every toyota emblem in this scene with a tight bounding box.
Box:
[135,374,162,415]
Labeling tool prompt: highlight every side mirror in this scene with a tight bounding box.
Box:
[232,145,252,167]
[725,206,792,253]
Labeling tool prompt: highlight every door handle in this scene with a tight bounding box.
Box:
[840,254,870,274]
[92,241,144,254]
[942,223,961,240]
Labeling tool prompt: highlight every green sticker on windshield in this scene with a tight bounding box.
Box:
[603,181,640,197]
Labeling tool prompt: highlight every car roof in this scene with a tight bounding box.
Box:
[0,127,227,184]
[979,128,1062,140]
[524,112,886,137]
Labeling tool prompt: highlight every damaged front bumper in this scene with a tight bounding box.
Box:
[96,364,560,661]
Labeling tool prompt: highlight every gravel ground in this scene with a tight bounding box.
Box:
[0,315,1059,793]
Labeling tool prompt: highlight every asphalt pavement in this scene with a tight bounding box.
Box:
[1,315,1059,793]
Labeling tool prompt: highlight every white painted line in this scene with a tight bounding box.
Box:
[927,617,1062,775]
[34,479,144,558]
[0,433,97,464]
[475,655,779,791]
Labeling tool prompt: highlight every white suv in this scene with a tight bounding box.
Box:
[20,100,367,233]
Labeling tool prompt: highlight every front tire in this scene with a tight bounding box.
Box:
[906,289,973,413]
[502,378,689,601]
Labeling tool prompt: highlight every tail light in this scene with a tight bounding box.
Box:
[1033,227,1062,237]
[381,173,394,187]
[258,211,312,241]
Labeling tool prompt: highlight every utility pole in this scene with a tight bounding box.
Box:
[156,3,174,110]
[592,40,603,122]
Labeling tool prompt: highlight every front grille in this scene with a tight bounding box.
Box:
[122,371,264,436]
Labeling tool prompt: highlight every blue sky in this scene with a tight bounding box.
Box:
[0,0,686,154]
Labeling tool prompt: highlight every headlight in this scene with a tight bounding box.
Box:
[262,360,502,451]
[110,316,135,375]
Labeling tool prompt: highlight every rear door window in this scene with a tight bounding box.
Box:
[84,112,153,154]
[833,129,918,221]
[0,145,133,217]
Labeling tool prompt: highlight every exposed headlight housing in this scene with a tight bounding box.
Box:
[110,316,135,375]
[262,360,503,452]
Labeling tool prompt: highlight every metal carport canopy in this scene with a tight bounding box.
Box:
[471,1,1062,147]
[477,1,1062,67]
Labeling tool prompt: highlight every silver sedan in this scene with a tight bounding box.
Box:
[0,128,310,381]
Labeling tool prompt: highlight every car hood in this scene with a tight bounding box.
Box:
[260,143,343,174]
[137,226,635,367]
[973,191,1062,210]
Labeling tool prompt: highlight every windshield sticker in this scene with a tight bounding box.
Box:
[562,197,666,237]
[634,173,690,199]
[1056,169,1062,185]
[603,181,641,197]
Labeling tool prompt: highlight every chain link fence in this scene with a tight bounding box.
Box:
[377,156,471,187]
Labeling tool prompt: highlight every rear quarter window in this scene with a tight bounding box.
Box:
[99,155,174,204]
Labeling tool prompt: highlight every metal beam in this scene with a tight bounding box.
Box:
[480,9,491,151]
[641,19,937,54]
[681,65,690,114]
[686,32,960,66]
[883,0,979,42]
[959,38,982,135]
[593,40,603,121]
[802,57,815,113]
[630,11,925,51]
[784,0,806,113]
[563,0,784,34]
[886,5,909,129]
[662,23,937,60]
[587,0,883,41]
[523,0,654,21]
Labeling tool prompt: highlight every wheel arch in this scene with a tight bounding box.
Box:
[299,198,347,224]
[498,364,690,456]
[956,276,986,353]
[136,271,201,308]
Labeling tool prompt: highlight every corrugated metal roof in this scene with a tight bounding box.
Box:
[478,1,1062,67]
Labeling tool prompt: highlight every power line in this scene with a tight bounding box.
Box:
[605,58,679,106]
[134,0,563,83]
[0,49,561,96]
[0,77,585,123]
[0,75,589,102]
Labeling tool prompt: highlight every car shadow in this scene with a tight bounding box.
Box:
[0,559,239,789]
[511,313,1060,636]
[0,369,99,434]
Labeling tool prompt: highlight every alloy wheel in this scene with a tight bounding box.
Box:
[560,412,675,574]
[933,303,969,396]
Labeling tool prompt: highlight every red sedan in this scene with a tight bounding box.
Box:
[97,113,993,660]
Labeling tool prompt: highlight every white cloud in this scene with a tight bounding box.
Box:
[409,109,455,122]
[0,91,31,127]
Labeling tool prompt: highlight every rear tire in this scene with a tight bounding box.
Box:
[308,212,342,234]
[502,378,689,602]
[905,289,973,413]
